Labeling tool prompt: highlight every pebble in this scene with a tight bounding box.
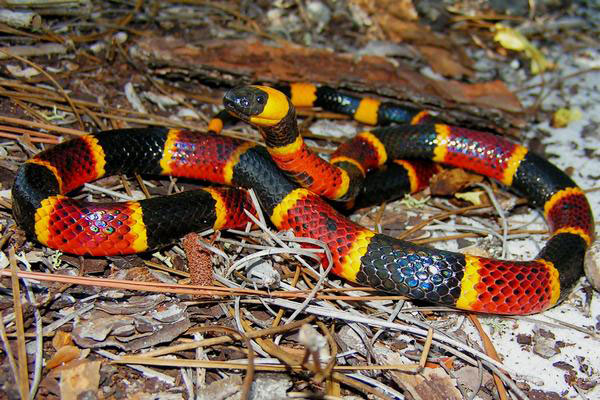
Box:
[533,336,560,358]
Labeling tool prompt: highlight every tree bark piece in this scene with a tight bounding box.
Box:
[131,36,526,134]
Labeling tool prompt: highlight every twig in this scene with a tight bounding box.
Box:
[0,43,65,59]
[514,66,600,94]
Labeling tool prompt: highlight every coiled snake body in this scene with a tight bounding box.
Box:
[12,84,594,315]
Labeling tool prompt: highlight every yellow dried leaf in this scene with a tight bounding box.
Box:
[552,108,582,128]
[494,25,528,51]
[455,191,483,205]
[493,24,554,74]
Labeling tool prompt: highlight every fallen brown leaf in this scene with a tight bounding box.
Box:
[430,168,484,196]
[418,45,474,78]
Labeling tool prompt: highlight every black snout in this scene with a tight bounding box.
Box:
[223,86,268,121]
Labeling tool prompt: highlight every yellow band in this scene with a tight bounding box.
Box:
[455,255,482,311]
[354,97,380,125]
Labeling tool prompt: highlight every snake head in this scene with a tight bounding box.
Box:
[224,85,291,127]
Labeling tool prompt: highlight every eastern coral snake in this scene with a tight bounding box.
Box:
[12,84,594,315]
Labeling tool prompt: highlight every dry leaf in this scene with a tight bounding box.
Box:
[418,45,474,78]
[432,79,523,113]
[47,345,81,369]
[455,191,485,205]
[52,331,73,350]
[552,108,582,128]
[393,365,463,400]
[493,24,554,74]
[429,168,483,196]
[350,0,418,20]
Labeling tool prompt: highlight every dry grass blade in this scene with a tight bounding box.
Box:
[0,115,86,137]
[96,349,175,385]
[9,247,30,399]
[468,314,509,400]
[0,49,83,129]
[134,173,151,199]
[113,356,418,372]
[413,228,548,245]
[0,309,19,391]
[396,199,527,241]
[0,130,58,144]
[419,327,434,368]
[0,268,409,301]
[0,124,61,140]
[134,315,317,358]
[256,297,519,375]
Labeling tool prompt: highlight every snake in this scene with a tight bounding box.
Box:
[11,84,594,315]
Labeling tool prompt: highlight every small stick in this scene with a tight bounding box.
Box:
[0,43,65,59]
[0,9,41,29]
[135,173,151,199]
[419,327,434,369]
